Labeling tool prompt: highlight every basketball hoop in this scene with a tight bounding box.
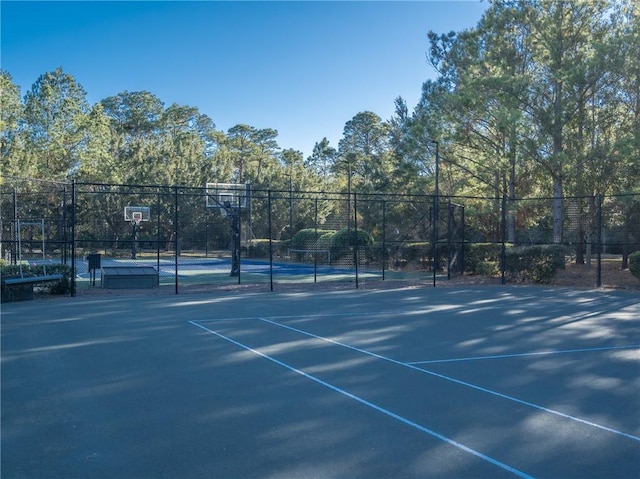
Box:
[124,206,151,224]
[123,206,150,261]
[131,211,143,227]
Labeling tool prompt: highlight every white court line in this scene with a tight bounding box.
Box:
[258,317,640,442]
[408,344,640,365]
[188,320,535,479]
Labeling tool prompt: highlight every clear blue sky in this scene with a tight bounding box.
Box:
[1,1,488,158]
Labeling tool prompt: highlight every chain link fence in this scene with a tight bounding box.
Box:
[1,177,638,295]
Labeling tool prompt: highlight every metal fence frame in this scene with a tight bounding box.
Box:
[1,177,638,295]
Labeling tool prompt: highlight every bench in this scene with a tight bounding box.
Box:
[101,266,159,289]
[1,274,63,302]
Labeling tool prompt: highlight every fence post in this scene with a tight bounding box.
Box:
[432,203,436,287]
[501,194,507,285]
[71,180,76,297]
[596,193,603,288]
[174,186,178,294]
[156,189,161,273]
[12,188,18,265]
[460,205,465,275]
[268,190,273,292]
[353,192,359,289]
[447,201,453,280]
[62,186,68,265]
[382,200,386,281]
[314,196,318,283]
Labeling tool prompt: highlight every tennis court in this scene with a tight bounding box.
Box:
[2,286,638,478]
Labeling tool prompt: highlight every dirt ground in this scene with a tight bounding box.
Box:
[551,258,640,291]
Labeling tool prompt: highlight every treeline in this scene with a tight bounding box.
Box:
[1,0,638,245]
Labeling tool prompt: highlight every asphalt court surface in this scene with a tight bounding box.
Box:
[2,286,639,478]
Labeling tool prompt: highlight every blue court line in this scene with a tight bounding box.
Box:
[188,320,535,479]
[258,317,640,443]
[408,344,640,365]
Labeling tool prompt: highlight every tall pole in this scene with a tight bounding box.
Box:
[353,192,359,289]
[268,190,273,291]
[347,157,352,240]
[596,194,602,288]
[71,181,76,297]
[430,140,439,287]
[12,188,18,265]
[288,172,293,241]
[174,186,179,294]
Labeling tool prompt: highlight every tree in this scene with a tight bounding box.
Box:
[414,0,631,247]
[305,137,337,179]
[101,90,164,139]
[518,0,614,242]
[222,124,280,186]
[611,1,640,268]
[100,91,165,184]
[22,67,91,180]
[337,111,392,192]
[0,71,28,178]
[388,97,409,162]
[75,102,114,182]
[159,103,217,186]
[224,124,260,184]
[425,3,534,240]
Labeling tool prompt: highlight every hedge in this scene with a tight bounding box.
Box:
[464,243,505,275]
[245,239,275,258]
[291,229,337,248]
[394,242,430,263]
[504,245,567,283]
[0,263,72,295]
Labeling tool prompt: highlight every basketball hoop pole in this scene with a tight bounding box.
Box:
[205,183,246,278]
[217,202,240,277]
[124,207,149,260]
[229,207,240,277]
[131,220,138,260]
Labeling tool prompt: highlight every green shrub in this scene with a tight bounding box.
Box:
[317,232,335,249]
[330,228,374,260]
[246,240,273,259]
[330,228,373,248]
[464,243,504,274]
[45,263,72,295]
[396,242,430,263]
[475,261,499,276]
[504,245,567,283]
[291,229,336,248]
[629,251,640,280]
[0,263,72,295]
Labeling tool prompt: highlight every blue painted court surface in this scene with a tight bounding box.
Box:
[2,286,638,478]
[71,256,366,282]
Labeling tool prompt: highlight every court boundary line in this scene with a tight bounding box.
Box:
[257,316,640,442]
[407,344,640,365]
[188,319,535,479]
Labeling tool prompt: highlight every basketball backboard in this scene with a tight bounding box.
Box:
[124,206,151,224]
[205,183,248,210]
